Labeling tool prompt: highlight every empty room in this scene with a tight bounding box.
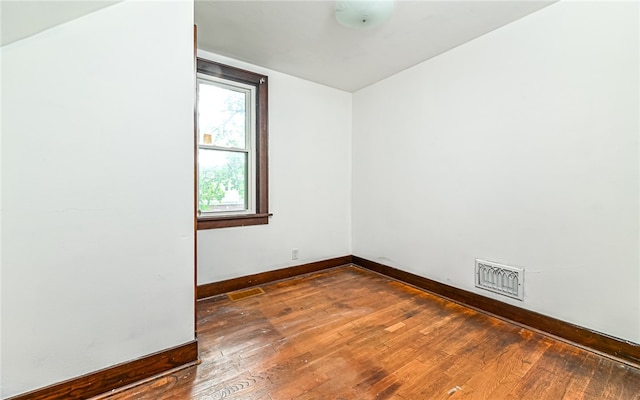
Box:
[1,0,638,399]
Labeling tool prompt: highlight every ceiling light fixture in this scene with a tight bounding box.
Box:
[336,0,395,29]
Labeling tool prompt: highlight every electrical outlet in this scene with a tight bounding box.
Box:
[292,248,299,260]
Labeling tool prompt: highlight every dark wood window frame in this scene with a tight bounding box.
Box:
[196,58,270,230]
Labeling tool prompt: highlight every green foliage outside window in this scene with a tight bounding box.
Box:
[198,88,248,212]
[199,155,246,211]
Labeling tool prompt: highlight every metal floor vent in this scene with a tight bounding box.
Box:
[228,287,265,302]
[475,259,524,301]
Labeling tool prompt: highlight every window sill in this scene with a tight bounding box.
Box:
[197,213,272,230]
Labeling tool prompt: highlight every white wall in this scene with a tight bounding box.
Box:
[197,50,351,284]
[2,2,636,396]
[1,1,195,397]
[352,1,639,343]
[0,2,4,390]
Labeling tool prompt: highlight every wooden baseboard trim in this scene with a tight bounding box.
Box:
[352,255,640,369]
[7,340,199,400]
[197,255,353,299]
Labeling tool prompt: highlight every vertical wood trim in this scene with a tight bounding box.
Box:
[193,24,199,337]
[5,341,199,400]
[256,75,268,214]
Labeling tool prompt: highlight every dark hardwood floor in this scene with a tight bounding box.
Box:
[98,266,640,399]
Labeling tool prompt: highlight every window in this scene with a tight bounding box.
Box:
[196,58,269,229]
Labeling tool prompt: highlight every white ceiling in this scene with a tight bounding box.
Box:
[2,1,554,92]
[195,1,555,92]
[0,1,120,47]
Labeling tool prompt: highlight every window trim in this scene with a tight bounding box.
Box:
[196,58,269,229]
[197,75,256,216]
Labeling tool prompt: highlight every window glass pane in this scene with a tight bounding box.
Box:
[199,149,248,213]
[198,81,247,148]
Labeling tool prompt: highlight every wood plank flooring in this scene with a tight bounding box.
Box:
[98,266,640,400]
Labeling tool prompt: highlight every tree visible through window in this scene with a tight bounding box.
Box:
[196,59,269,229]
[198,80,250,212]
